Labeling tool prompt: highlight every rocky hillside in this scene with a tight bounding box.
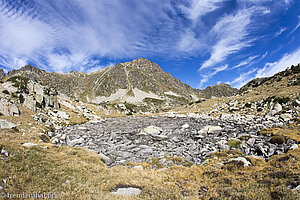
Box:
[0,68,4,81]
[2,58,237,106]
[240,63,300,93]
[203,83,238,98]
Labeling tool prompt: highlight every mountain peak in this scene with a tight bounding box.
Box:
[133,57,151,63]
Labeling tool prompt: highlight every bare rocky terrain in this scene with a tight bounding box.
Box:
[50,113,297,167]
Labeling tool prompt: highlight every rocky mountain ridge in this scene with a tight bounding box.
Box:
[240,63,300,93]
[1,58,238,106]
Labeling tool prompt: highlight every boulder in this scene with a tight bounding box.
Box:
[228,157,251,167]
[140,126,162,135]
[268,103,282,116]
[290,144,298,150]
[216,140,230,151]
[56,111,70,120]
[0,98,20,116]
[69,138,84,146]
[247,138,256,146]
[199,125,223,134]
[181,124,189,128]
[279,113,293,120]
[0,119,16,129]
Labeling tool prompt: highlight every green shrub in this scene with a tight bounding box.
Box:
[264,96,290,104]
[270,135,286,145]
[227,139,242,149]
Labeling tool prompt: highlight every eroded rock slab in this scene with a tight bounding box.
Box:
[48,114,297,167]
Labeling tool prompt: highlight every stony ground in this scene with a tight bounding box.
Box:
[49,113,297,167]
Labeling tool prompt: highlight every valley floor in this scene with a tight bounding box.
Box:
[0,110,300,199]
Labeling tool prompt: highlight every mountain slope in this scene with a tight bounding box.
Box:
[2,58,237,105]
[240,63,300,93]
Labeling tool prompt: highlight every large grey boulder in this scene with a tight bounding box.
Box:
[0,98,20,116]
[268,103,282,116]
[0,119,16,129]
[139,125,162,135]
[199,125,223,134]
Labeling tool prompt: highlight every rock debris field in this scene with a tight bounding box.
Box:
[49,113,298,167]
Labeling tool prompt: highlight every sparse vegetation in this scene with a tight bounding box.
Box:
[226,139,242,149]
[264,96,291,104]
[6,76,30,94]
[270,135,286,145]
[143,97,164,105]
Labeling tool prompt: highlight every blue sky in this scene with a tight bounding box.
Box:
[0,0,299,89]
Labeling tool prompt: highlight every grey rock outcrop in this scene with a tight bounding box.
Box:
[1,76,59,113]
[0,68,4,81]
[0,98,20,116]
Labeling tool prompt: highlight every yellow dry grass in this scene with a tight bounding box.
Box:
[1,109,300,199]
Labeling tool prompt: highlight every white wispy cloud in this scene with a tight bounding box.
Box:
[231,55,259,69]
[229,68,257,88]
[0,55,28,70]
[180,0,228,23]
[199,64,228,88]
[256,47,300,78]
[263,9,271,14]
[85,62,116,73]
[200,9,253,70]
[275,27,287,37]
[0,0,176,72]
[290,15,300,34]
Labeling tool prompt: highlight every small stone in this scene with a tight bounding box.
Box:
[133,165,143,170]
[292,185,300,191]
[22,143,38,147]
[290,144,298,150]
[181,124,189,128]
[78,126,88,131]
[98,153,111,164]
[247,138,256,146]
[1,149,8,157]
[111,187,142,196]
[155,135,168,139]
[51,138,59,144]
